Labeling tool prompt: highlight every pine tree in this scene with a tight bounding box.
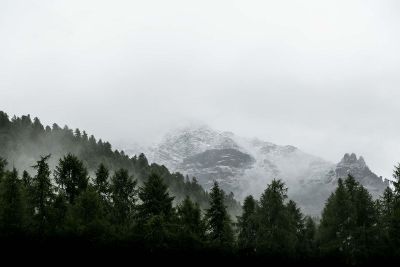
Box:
[386,164,400,255]
[286,199,305,256]
[0,168,27,237]
[54,154,88,204]
[31,154,54,234]
[318,175,379,263]
[22,170,32,188]
[0,157,7,182]
[94,163,110,199]
[237,195,257,252]
[110,169,137,228]
[138,173,175,221]
[256,179,295,256]
[177,196,205,247]
[303,216,317,257]
[204,181,234,249]
[66,187,108,240]
[137,173,176,248]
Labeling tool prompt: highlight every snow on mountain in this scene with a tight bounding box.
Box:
[129,124,389,216]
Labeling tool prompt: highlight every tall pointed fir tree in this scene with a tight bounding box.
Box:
[204,181,234,249]
[31,154,54,235]
[110,168,137,232]
[54,154,88,204]
[94,163,110,200]
[177,196,205,248]
[0,168,27,237]
[256,179,295,257]
[237,195,258,253]
[137,173,175,248]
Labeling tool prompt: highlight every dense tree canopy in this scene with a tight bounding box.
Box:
[1,111,400,264]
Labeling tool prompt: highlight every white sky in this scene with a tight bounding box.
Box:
[1,0,400,178]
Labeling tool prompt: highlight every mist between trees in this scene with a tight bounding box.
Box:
[1,111,400,265]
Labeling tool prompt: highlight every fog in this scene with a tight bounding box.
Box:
[1,0,400,178]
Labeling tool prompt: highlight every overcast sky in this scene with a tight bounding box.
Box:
[1,0,399,178]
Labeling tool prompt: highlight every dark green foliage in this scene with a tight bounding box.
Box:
[0,158,7,182]
[110,169,137,229]
[137,173,176,248]
[0,111,232,212]
[237,195,258,252]
[94,163,110,198]
[3,111,400,262]
[256,179,296,256]
[30,155,54,234]
[54,154,89,204]
[204,182,234,248]
[318,175,379,264]
[177,196,205,247]
[65,187,109,241]
[138,173,175,222]
[0,168,27,236]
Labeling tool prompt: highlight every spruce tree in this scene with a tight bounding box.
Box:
[137,173,175,248]
[138,173,174,221]
[54,154,88,203]
[237,195,258,252]
[110,169,137,228]
[386,163,400,255]
[177,196,205,246]
[94,163,110,199]
[0,168,26,237]
[66,187,108,240]
[318,175,379,263]
[204,181,234,249]
[30,155,54,234]
[256,179,295,256]
[0,157,7,182]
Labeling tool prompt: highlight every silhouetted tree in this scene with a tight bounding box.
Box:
[177,196,205,247]
[0,168,27,237]
[237,195,258,252]
[204,182,234,249]
[31,154,54,234]
[54,154,88,204]
[110,169,137,230]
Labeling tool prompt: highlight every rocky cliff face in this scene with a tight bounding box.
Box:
[334,153,389,198]
[130,124,389,216]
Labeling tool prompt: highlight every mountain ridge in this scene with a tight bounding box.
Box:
[128,124,390,216]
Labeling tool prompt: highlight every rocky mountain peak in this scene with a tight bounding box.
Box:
[338,153,368,170]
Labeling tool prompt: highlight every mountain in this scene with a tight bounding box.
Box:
[136,124,389,216]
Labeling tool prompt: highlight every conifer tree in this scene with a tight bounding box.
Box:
[0,157,7,182]
[318,175,379,263]
[54,154,88,203]
[66,187,108,240]
[386,163,400,255]
[256,179,295,256]
[138,173,175,221]
[237,195,258,252]
[94,163,110,199]
[137,173,175,247]
[177,196,205,246]
[31,155,54,234]
[110,169,137,228]
[204,181,234,248]
[22,170,32,188]
[0,168,26,236]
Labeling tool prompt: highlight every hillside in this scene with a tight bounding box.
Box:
[0,111,240,215]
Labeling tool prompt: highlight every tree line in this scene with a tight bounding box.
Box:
[1,154,400,264]
[0,111,241,215]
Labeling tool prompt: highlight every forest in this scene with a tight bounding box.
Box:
[1,111,400,265]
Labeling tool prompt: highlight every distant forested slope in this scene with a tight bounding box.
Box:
[0,111,240,214]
